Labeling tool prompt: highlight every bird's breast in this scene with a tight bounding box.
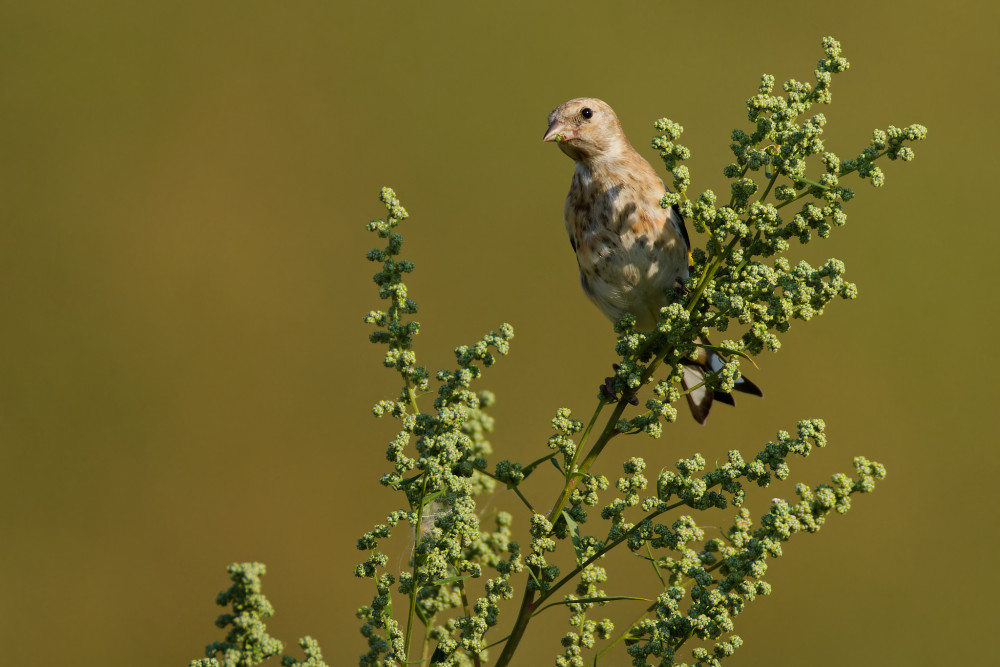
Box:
[564,164,689,328]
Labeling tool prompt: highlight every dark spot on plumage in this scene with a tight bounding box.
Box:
[569,236,577,252]
[600,183,622,203]
[568,187,590,217]
[636,236,648,248]
[613,201,636,234]
[579,184,622,232]
[597,203,612,229]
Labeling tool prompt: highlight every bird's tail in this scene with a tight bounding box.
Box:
[681,343,762,425]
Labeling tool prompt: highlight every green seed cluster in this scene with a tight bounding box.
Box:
[189,563,328,667]
[364,189,426,391]
[555,564,615,667]
[618,423,885,666]
[357,189,519,667]
[632,36,926,415]
[549,407,584,459]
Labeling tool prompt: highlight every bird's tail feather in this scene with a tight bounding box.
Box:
[681,346,762,425]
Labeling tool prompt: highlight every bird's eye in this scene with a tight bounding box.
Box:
[581,107,593,120]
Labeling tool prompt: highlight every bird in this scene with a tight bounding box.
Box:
[543,97,761,423]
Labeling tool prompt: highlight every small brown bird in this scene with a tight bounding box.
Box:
[544,97,761,423]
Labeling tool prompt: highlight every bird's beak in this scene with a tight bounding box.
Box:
[543,120,575,143]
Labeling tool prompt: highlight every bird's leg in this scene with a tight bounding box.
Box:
[671,277,691,300]
[598,364,639,406]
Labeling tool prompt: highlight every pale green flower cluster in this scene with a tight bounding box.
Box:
[606,36,927,430]
[189,563,328,667]
[357,188,519,666]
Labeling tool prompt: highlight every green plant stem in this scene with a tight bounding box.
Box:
[496,495,690,667]
[500,436,757,666]
[543,499,688,607]
[686,235,741,314]
[544,400,609,521]
[475,467,536,512]
[493,578,538,667]
[588,543,732,663]
[596,606,654,663]
[421,615,436,666]
[576,401,607,462]
[398,373,430,662]
[646,543,667,588]
[774,149,888,210]
[496,414,649,667]
[758,171,780,202]
[405,380,420,415]
[455,572,483,667]
[545,353,668,527]
[403,476,429,661]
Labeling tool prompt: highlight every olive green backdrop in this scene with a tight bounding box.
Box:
[1,1,993,665]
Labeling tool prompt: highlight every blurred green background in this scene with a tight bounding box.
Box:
[1,1,994,665]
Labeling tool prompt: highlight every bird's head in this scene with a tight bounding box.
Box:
[543,97,627,163]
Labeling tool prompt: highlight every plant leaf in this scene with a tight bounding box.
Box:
[698,343,759,369]
[561,510,584,566]
[533,596,651,616]
[431,574,472,586]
